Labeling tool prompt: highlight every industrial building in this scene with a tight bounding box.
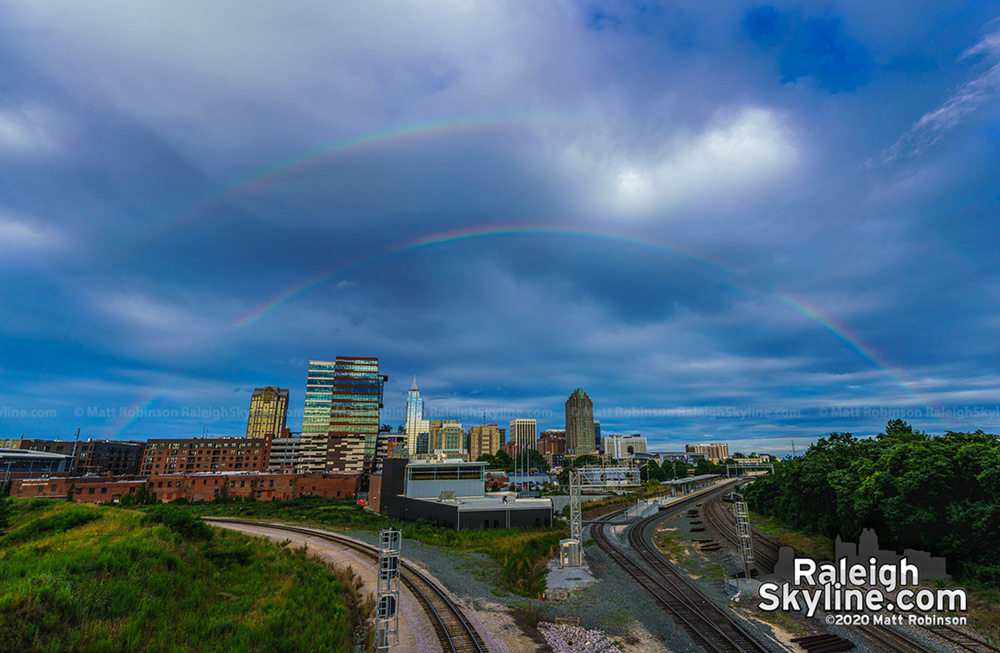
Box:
[10,471,362,503]
[10,475,146,502]
[369,459,553,531]
[0,448,72,479]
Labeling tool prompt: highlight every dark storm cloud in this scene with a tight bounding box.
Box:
[1,1,998,453]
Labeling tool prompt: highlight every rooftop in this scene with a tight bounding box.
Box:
[0,448,71,460]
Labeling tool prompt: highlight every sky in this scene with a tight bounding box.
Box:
[1,2,998,455]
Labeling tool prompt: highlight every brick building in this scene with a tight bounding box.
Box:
[10,475,146,503]
[141,436,270,475]
[146,472,362,502]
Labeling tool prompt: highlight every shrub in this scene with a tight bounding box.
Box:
[143,505,214,541]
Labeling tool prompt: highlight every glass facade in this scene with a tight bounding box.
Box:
[329,356,385,473]
[404,377,428,457]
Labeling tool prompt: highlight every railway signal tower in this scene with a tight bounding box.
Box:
[375,528,401,650]
[734,499,755,587]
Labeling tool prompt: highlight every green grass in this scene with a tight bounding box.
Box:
[747,510,835,560]
[0,500,366,652]
[184,496,565,598]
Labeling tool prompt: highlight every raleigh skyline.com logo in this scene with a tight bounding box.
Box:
[758,529,968,626]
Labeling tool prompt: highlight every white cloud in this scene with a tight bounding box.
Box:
[0,104,61,156]
[560,107,797,217]
[0,210,65,251]
[883,29,1000,163]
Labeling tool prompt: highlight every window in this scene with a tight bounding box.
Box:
[101,488,107,494]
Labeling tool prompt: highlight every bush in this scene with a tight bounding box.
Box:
[143,505,214,541]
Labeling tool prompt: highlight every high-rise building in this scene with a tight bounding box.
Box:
[593,421,601,452]
[508,418,537,451]
[246,387,289,439]
[405,377,430,457]
[301,357,386,474]
[301,361,337,472]
[328,357,386,474]
[429,419,465,457]
[565,388,596,456]
[685,443,729,464]
[468,424,503,461]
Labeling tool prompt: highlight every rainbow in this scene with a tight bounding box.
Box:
[135,113,586,242]
[223,224,945,428]
[229,224,740,329]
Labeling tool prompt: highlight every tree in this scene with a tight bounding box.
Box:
[525,448,550,472]
[396,425,405,434]
[66,483,76,502]
[493,449,513,471]
[477,453,498,468]
[379,423,392,433]
[133,482,156,505]
[694,458,720,476]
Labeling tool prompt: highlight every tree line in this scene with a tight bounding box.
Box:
[741,420,1000,585]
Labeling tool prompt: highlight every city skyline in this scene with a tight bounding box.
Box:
[2,3,998,455]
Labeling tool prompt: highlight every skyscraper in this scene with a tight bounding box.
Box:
[328,356,386,475]
[405,377,429,457]
[246,387,289,439]
[565,388,596,456]
[301,361,336,472]
[300,357,386,474]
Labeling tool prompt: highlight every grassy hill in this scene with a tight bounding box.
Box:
[0,499,367,652]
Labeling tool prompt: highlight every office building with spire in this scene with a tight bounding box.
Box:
[565,388,596,456]
[404,377,430,457]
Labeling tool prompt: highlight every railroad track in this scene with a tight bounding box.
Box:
[701,496,998,653]
[703,494,781,572]
[921,624,1000,652]
[591,482,772,653]
[206,518,488,653]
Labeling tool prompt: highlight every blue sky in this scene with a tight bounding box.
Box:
[1,2,998,454]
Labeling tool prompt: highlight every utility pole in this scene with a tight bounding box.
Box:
[70,428,81,475]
